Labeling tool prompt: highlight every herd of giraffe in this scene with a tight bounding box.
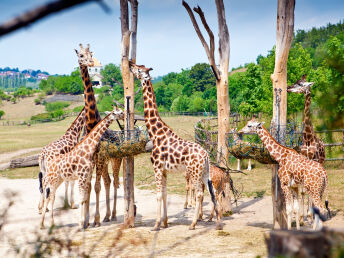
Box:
[38,44,330,231]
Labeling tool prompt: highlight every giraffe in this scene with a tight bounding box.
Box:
[40,106,124,229]
[239,119,330,230]
[75,44,123,226]
[287,75,325,164]
[207,165,233,222]
[38,107,86,213]
[230,128,252,171]
[184,164,233,218]
[288,75,326,221]
[129,62,221,230]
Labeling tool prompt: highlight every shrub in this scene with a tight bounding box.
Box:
[0,110,4,119]
[30,113,52,121]
[50,109,64,118]
[34,98,41,105]
[45,101,70,112]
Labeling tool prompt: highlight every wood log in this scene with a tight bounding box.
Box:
[10,154,39,168]
[265,228,344,258]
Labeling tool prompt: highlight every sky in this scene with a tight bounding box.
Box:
[0,0,343,77]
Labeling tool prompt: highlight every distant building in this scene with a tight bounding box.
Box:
[88,57,103,87]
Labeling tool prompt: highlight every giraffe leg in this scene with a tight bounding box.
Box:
[198,183,205,220]
[79,182,90,230]
[70,180,77,209]
[111,158,121,221]
[40,194,50,229]
[50,191,56,228]
[152,168,163,231]
[64,181,69,208]
[247,159,252,171]
[184,175,189,209]
[162,172,168,228]
[190,177,203,230]
[85,180,92,228]
[102,161,111,223]
[282,186,293,230]
[93,160,103,227]
[292,187,300,230]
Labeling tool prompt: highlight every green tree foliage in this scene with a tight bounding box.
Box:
[0,110,4,119]
[39,69,83,95]
[311,34,344,129]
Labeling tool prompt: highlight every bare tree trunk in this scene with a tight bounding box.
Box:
[182,0,230,165]
[270,0,295,230]
[120,0,138,228]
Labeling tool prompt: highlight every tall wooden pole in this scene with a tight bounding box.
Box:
[120,0,138,228]
[270,0,295,229]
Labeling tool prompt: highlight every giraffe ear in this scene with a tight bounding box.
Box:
[75,49,79,55]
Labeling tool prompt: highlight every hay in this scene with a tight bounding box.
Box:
[98,138,149,159]
[228,143,277,164]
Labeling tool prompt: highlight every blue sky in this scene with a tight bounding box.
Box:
[0,0,343,77]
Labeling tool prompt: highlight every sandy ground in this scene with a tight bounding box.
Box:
[0,178,274,257]
[0,178,342,257]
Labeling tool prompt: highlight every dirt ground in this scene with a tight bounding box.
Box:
[0,177,343,257]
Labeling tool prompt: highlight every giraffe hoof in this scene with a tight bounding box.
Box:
[70,204,78,209]
[111,216,117,222]
[151,227,160,231]
[189,225,196,230]
[40,225,45,230]
[93,222,101,227]
[184,205,188,209]
[103,217,110,223]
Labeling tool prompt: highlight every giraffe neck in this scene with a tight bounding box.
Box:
[257,126,291,162]
[64,108,85,141]
[80,64,102,134]
[141,78,170,139]
[302,91,315,142]
[75,113,115,157]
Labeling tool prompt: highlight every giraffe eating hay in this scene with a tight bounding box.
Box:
[129,62,221,230]
[40,106,123,229]
[239,119,330,230]
[75,44,123,226]
[38,108,86,213]
[230,128,252,171]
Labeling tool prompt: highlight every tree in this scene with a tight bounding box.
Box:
[270,0,295,230]
[101,63,122,86]
[183,0,230,166]
[0,110,4,119]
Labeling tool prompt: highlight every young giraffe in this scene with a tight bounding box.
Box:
[40,106,123,229]
[75,44,123,226]
[240,119,330,230]
[230,128,252,171]
[184,164,233,217]
[129,62,220,230]
[38,108,86,213]
[288,75,326,220]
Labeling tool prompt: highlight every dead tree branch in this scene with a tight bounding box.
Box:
[182,1,219,80]
[0,0,109,37]
[111,78,124,89]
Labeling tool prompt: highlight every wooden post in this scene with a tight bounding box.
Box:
[183,0,230,166]
[120,0,138,228]
[270,0,295,229]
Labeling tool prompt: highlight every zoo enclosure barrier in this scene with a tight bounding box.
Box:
[195,117,344,162]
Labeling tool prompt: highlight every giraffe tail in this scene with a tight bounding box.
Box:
[205,157,218,219]
[324,177,331,219]
[38,155,46,194]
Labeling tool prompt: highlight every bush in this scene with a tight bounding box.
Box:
[45,101,70,112]
[34,98,41,105]
[30,113,52,121]
[50,109,64,118]
[0,110,4,119]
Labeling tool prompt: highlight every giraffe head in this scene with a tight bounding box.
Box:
[239,119,264,134]
[129,61,153,81]
[287,74,314,94]
[105,105,124,120]
[75,44,94,67]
